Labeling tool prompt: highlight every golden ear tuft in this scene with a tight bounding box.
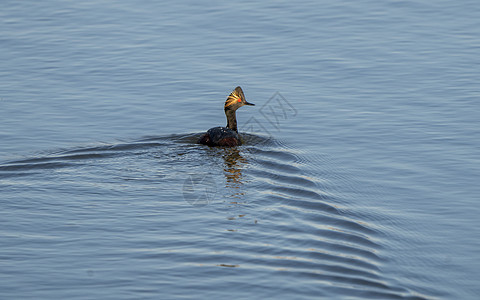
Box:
[224,86,244,108]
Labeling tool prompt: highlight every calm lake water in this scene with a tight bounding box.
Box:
[1,1,479,299]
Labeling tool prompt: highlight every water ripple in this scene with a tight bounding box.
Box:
[0,133,431,299]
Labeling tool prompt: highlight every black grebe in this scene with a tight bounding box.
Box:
[198,86,254,147]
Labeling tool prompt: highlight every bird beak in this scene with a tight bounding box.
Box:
[245,101,255,106]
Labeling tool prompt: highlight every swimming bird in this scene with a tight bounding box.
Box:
[198,86,254,147]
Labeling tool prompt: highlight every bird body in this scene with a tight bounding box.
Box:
[198,86,254,147]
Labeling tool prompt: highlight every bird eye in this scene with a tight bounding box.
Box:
[237,98,242,102]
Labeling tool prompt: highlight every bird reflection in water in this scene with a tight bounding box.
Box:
[221,147,247,200]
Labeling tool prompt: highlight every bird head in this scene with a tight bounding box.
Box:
[224,86,254,111]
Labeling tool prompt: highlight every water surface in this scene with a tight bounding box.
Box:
[1,1,479,299]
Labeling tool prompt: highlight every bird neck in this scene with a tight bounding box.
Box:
[225,109,238,133]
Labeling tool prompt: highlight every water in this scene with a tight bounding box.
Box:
[1,1,479,299]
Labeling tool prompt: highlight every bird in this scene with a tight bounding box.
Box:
[198,86,254,147]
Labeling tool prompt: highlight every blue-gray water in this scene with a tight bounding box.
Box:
[1,1,479,299]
